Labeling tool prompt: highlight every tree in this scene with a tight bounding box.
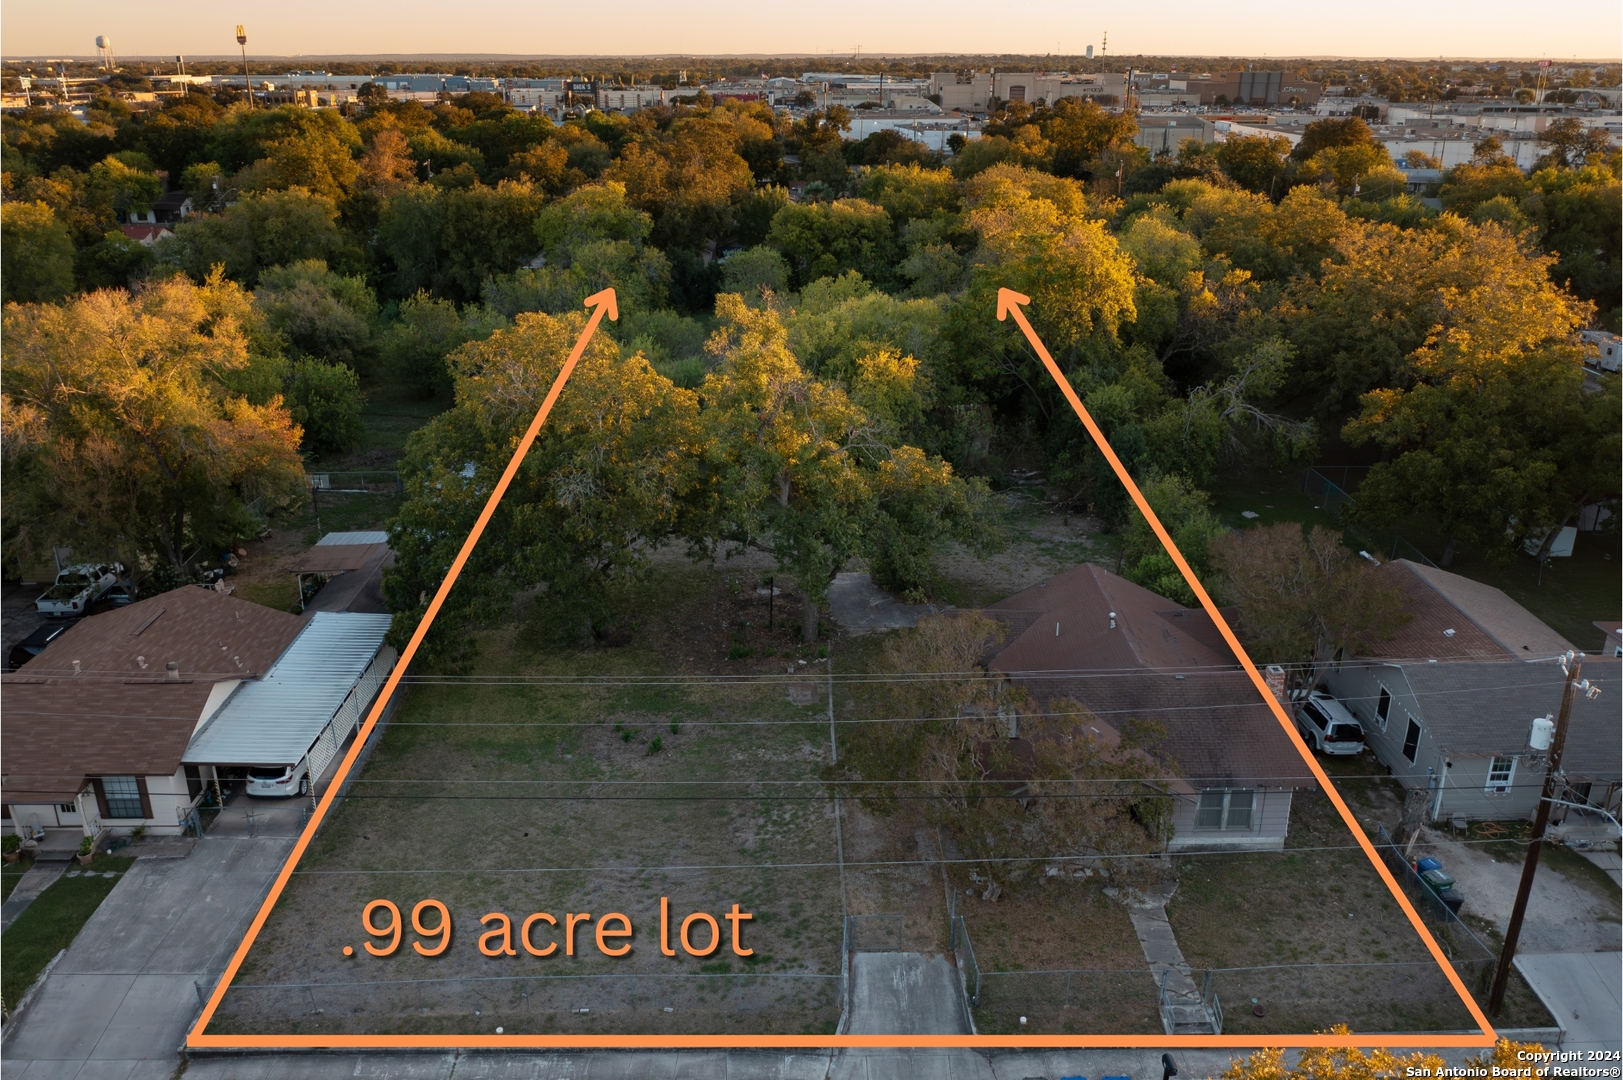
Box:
[1285,216,1576,418]
[206,105,362,201]
[1,273,306,581]
[832,611,1176,890]
[1221,1034,1546,1080]
[766,198,899,289]
[383,310,698,656]
[1290,117,1380,162]
[253,259,378,370]
[1,201,75,304]
[963,165,1138,362]
[1214,134,1292,194]
[374,179,546,302]
[1343,251,1615,565]
[855,163,961,225]
[1118,473,1227,606]
[283,357,363,456]
[157,188,353,286]
[1211,524,1408,676]
[684,296,987,640]
[1535,117,1612,170]
[378,291,506,398]
[719,244,791,300]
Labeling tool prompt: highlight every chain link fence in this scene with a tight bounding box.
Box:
[214,971,839,1035]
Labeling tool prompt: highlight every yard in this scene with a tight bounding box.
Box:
[1166,757,1555,1034]
[211,561,848,1036]
[1,857,135,1007]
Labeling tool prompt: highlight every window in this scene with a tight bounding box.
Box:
[1486,756,1515,795]
[1376,687,1392,731]
[1195,790,1255,831]
[1226,790,1254,829]
[58,804,76,815]
[1402,717,1422,764]
[101,776,143,819]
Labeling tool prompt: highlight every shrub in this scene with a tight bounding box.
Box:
[284,357,363,456]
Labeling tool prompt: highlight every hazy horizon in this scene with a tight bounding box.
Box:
[5,0,1620,68]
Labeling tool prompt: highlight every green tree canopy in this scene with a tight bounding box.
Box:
[2,273,306,579]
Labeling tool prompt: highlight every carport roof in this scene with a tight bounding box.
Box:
[183,611,392,767]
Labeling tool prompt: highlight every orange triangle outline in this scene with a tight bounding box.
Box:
[187,288,1499,1049]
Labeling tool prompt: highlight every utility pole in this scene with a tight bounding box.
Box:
[236,26,252,108]
[1487,651,1598,1015]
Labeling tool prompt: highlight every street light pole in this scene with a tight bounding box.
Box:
[236,26,252,108]
[1487,650,1594,1015]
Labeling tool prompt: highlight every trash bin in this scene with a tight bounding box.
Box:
[1415,856,1444,875]
[1419,868,1456,893]
[1437,888,1465,915]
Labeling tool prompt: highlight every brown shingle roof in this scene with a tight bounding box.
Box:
[1359,560,1514,662]
[1,587,302,803]
[1392,560,1573,659]
[980,564,1312,791]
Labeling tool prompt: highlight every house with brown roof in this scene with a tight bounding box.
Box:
[1319,560,1619,829]
[981,564,1315,852]
[2,584,395,845]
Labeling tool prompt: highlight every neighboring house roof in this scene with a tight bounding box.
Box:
[1387,560,1574,660]
[118,223,172,245]
[1397,659,1620,780]
[152,191,191,213]
[981,563,1312,792]
[291,544,386,575]
[1364,560,1518,662]
[1,587,303,803]
[185,611,392,767]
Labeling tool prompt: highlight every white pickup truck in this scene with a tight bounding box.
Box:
[1291,690,1366,756]
[35,563,124,618]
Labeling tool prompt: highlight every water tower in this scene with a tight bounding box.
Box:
[95,35,114,70]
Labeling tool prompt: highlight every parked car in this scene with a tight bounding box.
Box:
[245,760,310,798]
[1291,690,1366,755]
[7,619,79,671]
[35,562,124,618]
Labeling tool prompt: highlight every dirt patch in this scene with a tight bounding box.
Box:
[933,500,1117,608]
[1408,828,1622,954]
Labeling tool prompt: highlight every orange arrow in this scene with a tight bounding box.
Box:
[188,289,617,1046]
[996,287,1497,1045]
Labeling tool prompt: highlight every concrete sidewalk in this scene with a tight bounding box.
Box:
[0,863,65,932]
[1,835,294,1080]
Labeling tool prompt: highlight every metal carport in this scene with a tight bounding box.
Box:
[183,611,395,783]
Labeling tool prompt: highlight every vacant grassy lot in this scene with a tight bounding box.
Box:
[216,565,846,1036]
[2,857,135,1006]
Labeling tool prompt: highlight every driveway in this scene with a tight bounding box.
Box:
[1,835,294,1080]
[1515,952,1622,1053]
[1414,829,1618,953]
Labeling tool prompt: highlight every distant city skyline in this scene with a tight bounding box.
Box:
[4,0,1620,66]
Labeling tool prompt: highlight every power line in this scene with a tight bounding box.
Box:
[288,838,1554,875]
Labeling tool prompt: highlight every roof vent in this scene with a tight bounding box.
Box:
[136,655,148,670]
[233,656,243,669]
[166,661,180,680]
[72,659,82,675]
[1443,628,1456,637]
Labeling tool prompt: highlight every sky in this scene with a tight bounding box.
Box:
[3,0,1619,62]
